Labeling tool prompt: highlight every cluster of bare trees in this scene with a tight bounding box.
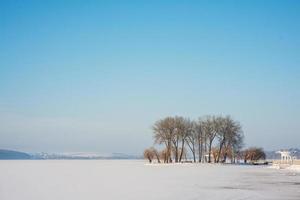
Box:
[143,147,160,163]
[242,147,266,163]
[144,115,247,163]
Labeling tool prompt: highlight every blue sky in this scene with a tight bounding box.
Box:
[0,0,299,154]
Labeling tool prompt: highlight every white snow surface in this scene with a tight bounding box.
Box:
[288,165,300,172]
[270,164,300,173]
[0,160,300,200]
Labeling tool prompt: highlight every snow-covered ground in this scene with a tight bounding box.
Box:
[0,160,300,200]
[288,165,300,173]
[270,164,300,173]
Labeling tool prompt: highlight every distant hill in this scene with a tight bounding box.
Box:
[0,149,31,160]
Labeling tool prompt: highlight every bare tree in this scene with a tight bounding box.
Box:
[177,117,192,162]
[195,119,205,162]
[159,148,168,163]
[243,147,266,163]
[172,116,184,163]
[211,147,219,163]
[144,148,154,163]
[178,147,187,162]
[185,121,197,162]
[228,128,244,163]
[215,116,227,163]
[216,116,243,163]
[150,147,161,163]
[153,117,176,163]
[202,116,219,163]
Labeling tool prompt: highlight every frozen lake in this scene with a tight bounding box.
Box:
[0,160,299,200]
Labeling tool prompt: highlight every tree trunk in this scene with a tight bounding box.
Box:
[208,140,213,163]
[190,142,196,162]
[173,139,179,163]
[204,136,208,163]
[156,154,161,163]
[223,152,228,163]
[198,135,202,163]
[214,153,218,163]
[198,133,204,163]
[179,139,185,162]
[192,150,196,162]
[216,139,225,163]
[186,138,195,163]
[167,141,172,163]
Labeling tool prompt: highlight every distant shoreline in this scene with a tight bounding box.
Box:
[0,149,142,160]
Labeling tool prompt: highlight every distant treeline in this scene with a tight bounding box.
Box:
[144,115,266,164]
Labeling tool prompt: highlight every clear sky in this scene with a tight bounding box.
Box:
[0,0,299,154]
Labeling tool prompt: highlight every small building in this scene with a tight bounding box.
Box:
[276,151,293,164]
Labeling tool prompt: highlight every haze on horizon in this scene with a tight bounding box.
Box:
[0,1,299,155]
